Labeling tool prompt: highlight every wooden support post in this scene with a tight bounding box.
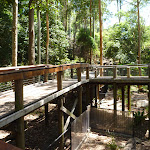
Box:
[148,65,150,138]
[71,68,73,79]
[113,66,117,79]
[113,83,117,111]
[127,67,130,78]
[148,84,150,139]
[57,71,64,150]
[15,79,25,149]
[44,74,49,125]
[121,86,125,111]
[86,67,89,80]
[127,85,131,111]
[77,67,82,116]
[95,69,98,108]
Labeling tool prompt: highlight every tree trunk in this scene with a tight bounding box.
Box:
[46,0,49,64]
[90,0,92,64]
[12,0,18,66]
[137,0,141,75]
[29,0,35,65]
[37,3,41,65]
[93,16,95,39]
[99,0,103,75]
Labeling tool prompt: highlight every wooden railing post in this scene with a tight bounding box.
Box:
[113,66,117,79]
[71,68,73,79]
[127,67,130,78]
[44,74,49,125]
[86,67,89,80]
[15,79,25,149]
[127,85,131,111]
[57,71,64,150]
[77,67,82,116]
[121,85,125,111]
[113,83,117,111]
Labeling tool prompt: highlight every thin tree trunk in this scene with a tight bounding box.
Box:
[46,0,49,64]
[37,3,41,65]
[137,0,141,76]
[93,16,95,39]
[29,0,35,65]
[99,0,103,75]
[12,0,18,66]
[90,0,92,64]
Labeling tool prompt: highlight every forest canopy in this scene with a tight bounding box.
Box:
[0,0,150,67]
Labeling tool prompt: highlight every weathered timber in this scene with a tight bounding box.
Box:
[15,79,25,149]
[0,80,89,128]
[0,140,22,150]
[113,83,117,110]
[0,63,89,83]
[77,67,82,116]
[60,106,76,119]
[127,85,131,111]
[127,67,130,78]
[57,71,64,150]
[64,98,78,130]
[121,86,125,111]
[89,76,150,85]
[113,66,117,79]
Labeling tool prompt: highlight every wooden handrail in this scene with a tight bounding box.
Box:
[0,63,89,83]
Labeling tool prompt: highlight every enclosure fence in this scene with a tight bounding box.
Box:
[71,106,90,150]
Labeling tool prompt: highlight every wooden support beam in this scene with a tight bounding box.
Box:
[64,98,78,130]
[77,67,82,116]
[60,106,76,120]
[121,86,125,111]
[57,71,64,150]
[15,79,25,150]
[127,85,131,111]
[113,83,117,111]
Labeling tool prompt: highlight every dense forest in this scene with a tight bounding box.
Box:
[0,0,150,67]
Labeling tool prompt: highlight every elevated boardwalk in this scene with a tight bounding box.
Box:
[0,63,150,149]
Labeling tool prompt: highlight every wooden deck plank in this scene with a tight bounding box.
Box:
[0,79,78,117]
[0,140,21,150]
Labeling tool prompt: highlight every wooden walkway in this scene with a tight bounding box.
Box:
[0,79,78,117]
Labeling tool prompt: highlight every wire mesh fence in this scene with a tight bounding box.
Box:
[90,108,134,136]
[71,106,90,150]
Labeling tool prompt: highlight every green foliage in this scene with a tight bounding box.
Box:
[107,138,118,150]
[76,28,97,62]
[103,15,146,64]
[133,110,146,126]
[0,1,12,67]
